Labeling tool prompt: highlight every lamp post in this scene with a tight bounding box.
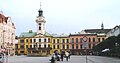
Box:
[35,43,38,50]
[82,36,88,63]
[115,42,118,57]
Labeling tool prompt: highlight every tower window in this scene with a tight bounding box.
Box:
[39,23,41,25]
[39,26,41,30]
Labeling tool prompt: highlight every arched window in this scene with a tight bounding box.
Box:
[89,38,91,42]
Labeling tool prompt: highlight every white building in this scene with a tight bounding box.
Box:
[0,11,16,56]
[106,25,120,38]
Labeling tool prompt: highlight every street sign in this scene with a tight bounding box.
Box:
[83,42,88,48]
[82,36,88,48]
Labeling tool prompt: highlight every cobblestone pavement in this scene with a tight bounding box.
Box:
[6,55,120,63]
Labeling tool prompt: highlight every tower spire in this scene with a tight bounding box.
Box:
[101,21,104,29]
[40,2,41,9]
[38,2,43,16]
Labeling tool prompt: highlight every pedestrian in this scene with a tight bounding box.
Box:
[65,51,69,61]
[50,56,56,63]
[68,52,71,59]
[60,53,64,61]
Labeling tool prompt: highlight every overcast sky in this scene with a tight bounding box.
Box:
[1,0,120,36]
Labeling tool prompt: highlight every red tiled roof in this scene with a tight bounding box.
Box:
[0,14,8,23]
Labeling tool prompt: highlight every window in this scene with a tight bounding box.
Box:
[76,38,78,43]
[102,38,105,41]
[72,38,74,43]
[34,45,36,48]
[39,26,41,30]
[66,39,69,43]
[76,44,78,49]
[20,51,24,53]
[57,45,59,49]
[53,39,55,43]
[98,38,100,42]
[39,23,41,25]
[39,39,41,42]
[26,45,28,48]
[44,44,46,48]
[63,45,65,49]
[53,45,55,49]
[26,39,28,42]
[44,38,46,42]
[39,45,41,48]
[72,44,74,49]
[62,39,65,43]
[15,45,18,49]
[93,38,95,42]
[20,45,24,48]
[20,39,24,43]
[80,44,82,49]
[34,39,36,42]
[48,44,50,47]
[67,45,69,49]
[57,39,59,43]
[48,38,50,42]
[88,38,91,42]
[80,38,83,43]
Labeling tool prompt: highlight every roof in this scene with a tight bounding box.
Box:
[19,31,52,38]
[45,32,52,36]
[70,34,97,36]
[52,34,69,38]
[0,13,8,23]
[84,29,111,34]
[19,32,37,37]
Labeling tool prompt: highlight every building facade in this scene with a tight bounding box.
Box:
[69,34,98,55]
[0,11,16,56]
[52,34,70,53]
[16,4,52,56]
[106,25,120,38]
[16,4,112,56]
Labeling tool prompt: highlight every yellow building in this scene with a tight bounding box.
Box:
[16,3,53,56]
[17,30,52,56]
[52,34,70,54]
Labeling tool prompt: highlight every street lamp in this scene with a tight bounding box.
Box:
[35,43,38,50]
[82,36,88,63]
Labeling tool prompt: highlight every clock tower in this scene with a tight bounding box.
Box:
[36,3,46,35]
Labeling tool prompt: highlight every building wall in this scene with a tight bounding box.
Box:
[69,34,99,55]
[52,37,70,53]
[17,36,52,55]
[106,25,120,38]
[0,12,16,56]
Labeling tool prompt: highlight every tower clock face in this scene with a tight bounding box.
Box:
[83,36,87,42]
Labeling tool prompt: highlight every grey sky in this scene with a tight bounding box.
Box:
[0,0,120,36]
